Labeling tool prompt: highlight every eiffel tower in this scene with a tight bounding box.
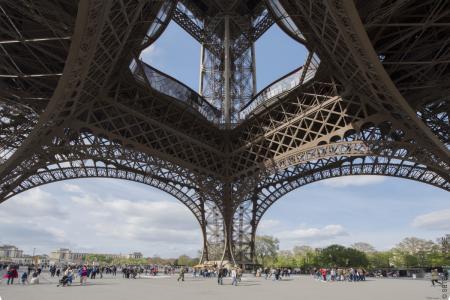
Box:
[1,0,448,265]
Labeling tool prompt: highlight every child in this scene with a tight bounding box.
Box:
[21,272,28,284]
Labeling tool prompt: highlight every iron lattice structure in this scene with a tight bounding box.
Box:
[0,0,449,265]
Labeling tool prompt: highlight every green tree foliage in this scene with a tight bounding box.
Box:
[390,237,445,268]
[367,251,392,269]
[256,235,448,269]
[318,245,369,268]
[255,235,279,266]
[174,255,198,267]
[85,254,113,264]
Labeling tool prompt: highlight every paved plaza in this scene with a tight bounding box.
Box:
[0,272,445,300]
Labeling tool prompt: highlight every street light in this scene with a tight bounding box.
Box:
[32,248,36,267]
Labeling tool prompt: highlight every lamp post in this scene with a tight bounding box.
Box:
[32,248,36,266]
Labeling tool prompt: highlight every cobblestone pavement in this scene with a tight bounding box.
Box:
[0,272,445,300]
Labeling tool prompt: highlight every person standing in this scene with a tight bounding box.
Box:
[5,266,12,285]
[10,267,18,285]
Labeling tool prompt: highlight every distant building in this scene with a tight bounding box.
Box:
[38,254,50,265]
[11,255,33,265]
[128,252,143,259]
[50,248,73,262]
[50,248,131,264]
[0,245,23,258]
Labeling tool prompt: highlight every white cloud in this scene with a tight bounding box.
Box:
[277,224,348,242]
[62,183,82,193]
[140,44,159,61]
[0,188,67,219]
[321,175,385,188]
[0,180,202,257]
[258,219,281,230]
[412,209,450,230]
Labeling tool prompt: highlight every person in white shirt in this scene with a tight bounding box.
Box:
[231,268,238,286]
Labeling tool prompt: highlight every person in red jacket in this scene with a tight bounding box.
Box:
[321,268,327,281]
[6,266,18,285]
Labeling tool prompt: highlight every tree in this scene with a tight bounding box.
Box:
[175,255,197,267]
[396,237,435,254]
[255,235,279,266]
[346,248,370,267]
[351,242,376,253]
[368,251,392,269]
[274,250,297,267]
[391,237,438,267]
[318,245,368,267]
[85,254,113,265]
[293,245,314,256]
[318,245,347,267]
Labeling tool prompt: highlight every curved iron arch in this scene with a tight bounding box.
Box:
[253,156,449,228]
[2,162,210,258]
[7,165,201,218]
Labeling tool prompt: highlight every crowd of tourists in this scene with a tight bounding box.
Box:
[2,262,448,290]
[312,267,367,282]
[50,265,118,278]
[255,267,292,280]
[1,264,42,285]
[174,265,244,286]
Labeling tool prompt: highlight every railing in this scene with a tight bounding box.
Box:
[130,59,221,123]
[266,0,306,44]
[239,52,320,119]
[141,1,176,48]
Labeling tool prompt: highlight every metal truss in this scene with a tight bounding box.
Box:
[173,0,274,124]
[0,0,448,266]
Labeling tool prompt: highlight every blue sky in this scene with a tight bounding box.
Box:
[142,21,307,93]
[0,22,448,258]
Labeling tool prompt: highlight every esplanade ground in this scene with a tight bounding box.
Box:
[0,273,445,300]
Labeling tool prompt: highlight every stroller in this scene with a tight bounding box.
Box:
[57,275,69,287]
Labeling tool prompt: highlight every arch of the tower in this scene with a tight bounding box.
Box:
[255,156,449,223]
[0,0,177,190]
[1,156,228,264]
[258,119,449,179]
[265,0,449,161]
[1,0,448,268]
[228,117,449,265]
[230,153,448,265]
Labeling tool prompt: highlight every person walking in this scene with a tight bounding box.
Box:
[264,268,269,279]
[431,269,439,286]
[177,267,185,282]
[21,271,28,285]
[217,267,224,285]
[237,267,243,282]
[231,268,238,286]
[80,265,88,286]
[30,270,39,285]
[66,267,74,286]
